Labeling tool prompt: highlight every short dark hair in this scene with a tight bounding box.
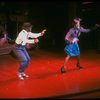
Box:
[21,22,32,30]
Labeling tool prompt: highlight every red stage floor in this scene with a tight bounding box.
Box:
[0,49,100,99]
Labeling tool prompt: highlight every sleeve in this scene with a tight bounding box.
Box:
[65,29,75,44]
[80,25,99,33]
[25,39,35,44]
[21,33,35,44]
[28,32,42,38]
[80,27,91,33]
[15,32,35,44]
[65,29,73,41]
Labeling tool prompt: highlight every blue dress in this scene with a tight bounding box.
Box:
[64,42,80,56]
[64,27,91,56]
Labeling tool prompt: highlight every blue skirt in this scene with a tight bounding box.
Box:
[64,43,80,56]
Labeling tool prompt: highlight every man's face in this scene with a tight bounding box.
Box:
[28,26,32,32]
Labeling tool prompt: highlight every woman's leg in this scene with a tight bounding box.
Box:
[76,55,83,69]
[61,55,70,73]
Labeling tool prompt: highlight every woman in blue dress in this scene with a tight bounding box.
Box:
[61,18,99,73]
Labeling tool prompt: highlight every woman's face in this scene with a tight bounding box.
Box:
[75,21,80,29]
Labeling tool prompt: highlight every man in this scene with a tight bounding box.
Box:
[13,22,46,80]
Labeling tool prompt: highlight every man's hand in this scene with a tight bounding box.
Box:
[41,29,47,36]
[34,38,39,43]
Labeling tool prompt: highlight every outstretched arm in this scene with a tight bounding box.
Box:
[40,29,47,36]
[91,24,100,31]
[28,29,46,38]
[80,24,100,33]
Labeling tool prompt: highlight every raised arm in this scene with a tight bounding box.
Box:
[28,29,46,38]
[80,24,99,33]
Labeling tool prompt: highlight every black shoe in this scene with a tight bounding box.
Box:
[61,66,66,73]
[77,64,83,69]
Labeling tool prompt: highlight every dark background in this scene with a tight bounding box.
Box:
[0,1,100,52]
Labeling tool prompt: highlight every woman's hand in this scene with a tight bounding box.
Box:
[95,24,100,28]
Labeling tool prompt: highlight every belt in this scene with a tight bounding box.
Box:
[14,43,25,47]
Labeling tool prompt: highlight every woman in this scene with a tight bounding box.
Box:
[61,18,99,73]
[13,22,46,80]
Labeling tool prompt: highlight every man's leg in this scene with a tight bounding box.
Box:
[13,47,30,80]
